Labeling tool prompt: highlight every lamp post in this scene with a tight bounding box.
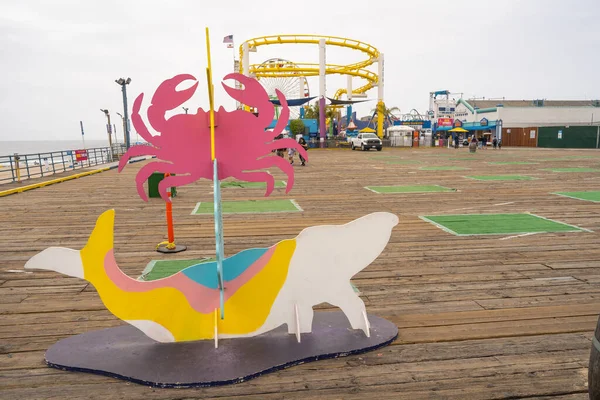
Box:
[116,112,126,146]
[182,107,189,114]
[100,109,113,148]
[115,77,132,149]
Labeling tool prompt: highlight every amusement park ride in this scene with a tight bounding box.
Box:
[238,35,386,138]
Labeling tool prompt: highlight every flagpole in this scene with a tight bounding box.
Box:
[80,120,85,149]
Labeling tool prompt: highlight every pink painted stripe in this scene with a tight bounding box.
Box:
[103,247,277,314]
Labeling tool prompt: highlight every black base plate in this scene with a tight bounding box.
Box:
[45,311,397,388]
[156,244,187,253]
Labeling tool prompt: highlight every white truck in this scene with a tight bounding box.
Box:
[350,133,383,151]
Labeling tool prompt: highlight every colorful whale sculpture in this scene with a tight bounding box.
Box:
[25,210,398,343]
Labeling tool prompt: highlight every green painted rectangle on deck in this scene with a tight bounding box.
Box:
[420,166,470,171]
[466,175,536,181]
[220,180,286,189]
[538,157,598,161]
[421,213,584,236]
[366,185,456,194]
[140,258,214,281]
[370,155,402,160]
[542,168,600,173]
[554,191,600,203]
[384,160,422,164]
[488,161,539,165]
[557,156,597,159]
[192,199,301,214]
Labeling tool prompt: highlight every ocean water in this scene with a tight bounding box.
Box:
[0,140,147,167]
[0,140,112,156]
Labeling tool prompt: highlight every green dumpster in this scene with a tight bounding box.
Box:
[148,173,177,198]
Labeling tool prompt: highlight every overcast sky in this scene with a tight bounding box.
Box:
[0,0,599,141]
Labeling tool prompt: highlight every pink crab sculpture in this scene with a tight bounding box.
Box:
[118,73,308,202]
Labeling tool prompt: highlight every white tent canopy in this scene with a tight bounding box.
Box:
[387,125,415,134]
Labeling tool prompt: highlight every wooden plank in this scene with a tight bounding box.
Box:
[396,315,597,344]
[1,148,600,398]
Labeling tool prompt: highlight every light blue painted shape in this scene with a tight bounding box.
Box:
[181,247,270,289]
[213,158,225,319]
[456,98,475,113]
[347,105,352,131]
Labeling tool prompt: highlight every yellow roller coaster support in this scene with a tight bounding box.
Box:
[240,35,380,100]
[377,101,385,139]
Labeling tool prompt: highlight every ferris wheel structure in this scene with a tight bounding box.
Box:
[254,58,310,120]
[239,35,385,138]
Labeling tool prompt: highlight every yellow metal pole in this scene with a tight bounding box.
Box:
[205,27,216,161]
[377,101,384,139]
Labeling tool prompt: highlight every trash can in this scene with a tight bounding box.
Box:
[148,173,177,198]
[469,141,477,153]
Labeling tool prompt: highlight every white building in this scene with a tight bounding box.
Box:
[428,93,600,147]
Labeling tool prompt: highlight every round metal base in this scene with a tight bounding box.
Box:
[156,244,187,254]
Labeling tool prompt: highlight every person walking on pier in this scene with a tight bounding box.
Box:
[298,136,308,166]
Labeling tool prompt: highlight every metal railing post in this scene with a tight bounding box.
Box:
[24,155,30,180]
[9,156,15,183]
[38,154,43,177]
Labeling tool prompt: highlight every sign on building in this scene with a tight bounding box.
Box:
[437,118,453,127]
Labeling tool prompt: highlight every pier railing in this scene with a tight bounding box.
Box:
[0,144,127,185]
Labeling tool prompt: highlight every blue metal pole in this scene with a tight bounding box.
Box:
[346,105,352,129]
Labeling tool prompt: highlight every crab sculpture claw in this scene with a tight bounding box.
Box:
[148,74,199,133]
[222,73,277,128]
[222,73,290,138]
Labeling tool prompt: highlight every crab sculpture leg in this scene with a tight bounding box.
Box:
[230,170,277,196]
[249,156,297,196]
[117,146,159,173]
[265,89,289,139]
[265,139,308,157]
[157,174,199,202]
[126,161,171,201]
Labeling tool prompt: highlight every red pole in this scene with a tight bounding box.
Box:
[165,173,175,244]
[156,173,185,253]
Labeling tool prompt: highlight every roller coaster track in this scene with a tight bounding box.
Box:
[240,35,380,100]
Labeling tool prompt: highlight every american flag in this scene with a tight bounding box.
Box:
[223,35,233,44]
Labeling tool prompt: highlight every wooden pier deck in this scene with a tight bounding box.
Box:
[1,147,600,399]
